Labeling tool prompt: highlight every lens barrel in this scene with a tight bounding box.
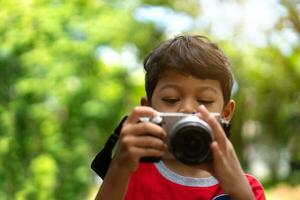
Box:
[169,117,213,165]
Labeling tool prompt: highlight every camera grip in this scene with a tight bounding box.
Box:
[140,156,161,163]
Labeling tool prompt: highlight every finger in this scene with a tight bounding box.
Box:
[122,122,167,140]
[134,135,168,151]
[119,135,166,156]
[118,145,165,170]
[201,142,225,180]
[197,105,227,148]
[210,142,232,183]
[210,141,229,175]
[129,146,166,160]
[211,141,224,160]
[121,133,167,150]
[126,106,158,124]
[141,148,166,158]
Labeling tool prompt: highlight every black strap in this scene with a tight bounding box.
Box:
[222,122,231,138]
[91,116,127,179]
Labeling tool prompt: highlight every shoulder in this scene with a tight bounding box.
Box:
[245,174,263,187]
[245,174,266,200]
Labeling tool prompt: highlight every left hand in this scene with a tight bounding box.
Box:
[197,105,254,200]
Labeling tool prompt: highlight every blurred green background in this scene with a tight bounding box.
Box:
[0,0,299,199]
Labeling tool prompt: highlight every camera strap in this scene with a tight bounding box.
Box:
[222,122,231,138]
[91,116,127,179]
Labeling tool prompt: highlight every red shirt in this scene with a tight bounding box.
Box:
[125,162,266,200]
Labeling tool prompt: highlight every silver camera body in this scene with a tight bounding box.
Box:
[140,112,229,165]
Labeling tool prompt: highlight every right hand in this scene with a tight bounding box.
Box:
[112,106,167,173]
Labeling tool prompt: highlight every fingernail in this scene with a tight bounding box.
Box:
[199,105,205,110]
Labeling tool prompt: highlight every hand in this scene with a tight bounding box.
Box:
[112,106,167,173]
[197,105,254,200]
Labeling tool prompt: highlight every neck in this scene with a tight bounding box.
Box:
[161,159,212,178]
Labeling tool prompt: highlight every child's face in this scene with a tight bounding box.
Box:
[150,70,225,114]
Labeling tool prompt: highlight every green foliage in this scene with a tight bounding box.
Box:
[224,42,300,183]
[0,0,164,199]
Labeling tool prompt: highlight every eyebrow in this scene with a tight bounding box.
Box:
[196,86,218,94]
[158,84,218,94]
[158,84,180,91]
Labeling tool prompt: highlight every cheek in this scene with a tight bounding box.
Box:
[208,105,223,113]
[212,105,223,113]
[150,100,169,112]
[150,95,161,110]
[150,97,179,112]
[207,99,224,113]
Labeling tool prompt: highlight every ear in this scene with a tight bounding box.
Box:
[140,97,149,106]
[222,100,235,121]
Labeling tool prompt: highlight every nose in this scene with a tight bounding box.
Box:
[178,99,197,114]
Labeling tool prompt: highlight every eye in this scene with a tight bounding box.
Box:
[162,98,179,104]
[197,100,213,105]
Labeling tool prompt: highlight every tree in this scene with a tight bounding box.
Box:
[0,0,166,199]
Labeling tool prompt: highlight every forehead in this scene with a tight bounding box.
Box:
[155,70,222,93]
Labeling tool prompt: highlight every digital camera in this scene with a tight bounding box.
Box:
[140,112,230,165]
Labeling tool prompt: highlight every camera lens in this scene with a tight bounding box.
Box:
[169,119,212,165]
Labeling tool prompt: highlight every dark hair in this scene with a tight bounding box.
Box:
[143,35,234,105]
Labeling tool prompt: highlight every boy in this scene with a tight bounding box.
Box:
[93,35,266,200]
